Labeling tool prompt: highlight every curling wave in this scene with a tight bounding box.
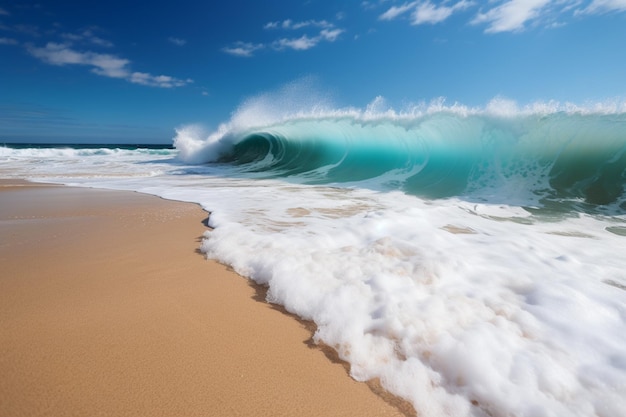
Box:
[175,101,626,210]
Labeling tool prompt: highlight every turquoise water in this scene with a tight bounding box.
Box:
[186,112,626,212]
[3,100,626,417]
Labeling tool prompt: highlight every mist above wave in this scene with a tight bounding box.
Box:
[173,88,626,210]
[173,89,626,164]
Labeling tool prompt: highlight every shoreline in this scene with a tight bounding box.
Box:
[0,179,411,416]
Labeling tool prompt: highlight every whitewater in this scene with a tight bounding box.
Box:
[2,95,626,417]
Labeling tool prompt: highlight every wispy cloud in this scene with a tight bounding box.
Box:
[576,0,626,14]
[0,37,18,45]
[320,28,344,42]
[379,1,474,24]
[222,41,265,57]
[0,19,41,38]
[226,16,344,57]
[377,0,626,33]
[379,2,418,21]
[129,72,192,88]
[13,24,40,37]
[264,19,334,30]
[61,29,113,48]
[413,0,474,24]
[28,42,126,72]
[27,42,192,87]
[2,7,191,89]
[168,37,187,46]
[472,0,552,33]
[273,28,345,51]
[273,34,319,51]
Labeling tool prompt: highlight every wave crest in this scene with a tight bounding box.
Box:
[173,94,626,208]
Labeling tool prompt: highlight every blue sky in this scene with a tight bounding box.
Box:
[1,0,626,143]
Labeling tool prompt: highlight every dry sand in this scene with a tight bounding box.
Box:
[0,180,412,417]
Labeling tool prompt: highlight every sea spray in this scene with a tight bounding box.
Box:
[3,96,626,416]
[176,97,626,416]
[174,98,626,210]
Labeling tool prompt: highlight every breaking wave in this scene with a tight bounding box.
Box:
[174,96,626,210]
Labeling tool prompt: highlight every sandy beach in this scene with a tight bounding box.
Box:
[0,180,410,417]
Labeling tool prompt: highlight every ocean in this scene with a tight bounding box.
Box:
[2,97,626,417]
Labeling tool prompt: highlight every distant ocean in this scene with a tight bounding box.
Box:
[2,97,626,417]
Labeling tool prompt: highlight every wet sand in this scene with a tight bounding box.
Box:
[0,180,410,416]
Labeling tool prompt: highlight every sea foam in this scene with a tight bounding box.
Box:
[3,93,626,416]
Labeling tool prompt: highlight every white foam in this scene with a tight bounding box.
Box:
[4,93,626,416]
[192,187,626,416]
[25,151,623,416]
[0,146,176,179]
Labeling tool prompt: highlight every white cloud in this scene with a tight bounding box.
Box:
[28,42,94,65]
[264,19,334,30]
[361,1,379,11]
[14,24,40,37]
[379,2,418,20]
[62,30,113,48]
[222,41,264,57]
[472,0,552,33]
[577,0,626,14]
[320,28,344,41]
[412,0,474,25]
[274,34,319,50]
[0,7,9,15]
[26,42,191,87]
[273,28,345,51]
[89,37,113,48]
[83,30,113,47]
[129,72,193,88]
[0,20,40,37]
[412,1,448,25]
[2,11,191,88]
[378,1,474,25]
[377,0,626,33]
[89,54,130,78]
[0,37,18,45]
[229,17,344,56]
[168,37,187,46]
[293,20,334,30]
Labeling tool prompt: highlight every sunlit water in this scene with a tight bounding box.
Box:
[2,96,626,417]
